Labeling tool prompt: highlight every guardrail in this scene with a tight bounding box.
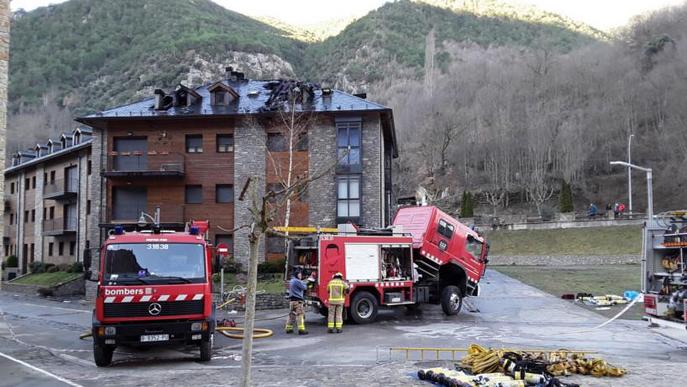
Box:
[104,152,185,175]
[42,217,77,234]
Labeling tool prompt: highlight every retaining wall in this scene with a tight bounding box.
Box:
[488,255,640,266]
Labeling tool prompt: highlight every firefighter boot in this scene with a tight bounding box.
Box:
[336,328,342,333]
[298,330,309,335]
[328,328,334,333]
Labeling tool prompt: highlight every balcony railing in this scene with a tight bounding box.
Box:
[42,217,77,236]
[43,178,79,200]
[105,205,186,227]
[103,151,185,178]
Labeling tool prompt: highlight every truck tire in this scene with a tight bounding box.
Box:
[440,285,463,316]
[199,334,213,362]
[350,291,378,324]
[317,305,328,318]
[93,342,114,367]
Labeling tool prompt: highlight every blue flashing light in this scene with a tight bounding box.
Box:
[189,226,199,235]
[114,225,125,235]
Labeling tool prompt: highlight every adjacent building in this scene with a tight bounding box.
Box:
[3,70,398,271]
[3,128,93,274]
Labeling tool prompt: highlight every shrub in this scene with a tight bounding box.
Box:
[559,180,574,213]
[258,259,286,274]
[222,257,243,273]
[57,263,71,272]
[460,191,475,218]
[29,261,46,273]
[4,255,18,268]
[68,262,84,273]
[47,265,60,273]
[211,273,221,283]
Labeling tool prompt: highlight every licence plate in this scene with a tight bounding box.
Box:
[140,334,169,342]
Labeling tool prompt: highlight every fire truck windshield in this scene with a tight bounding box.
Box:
[104,243,206,284]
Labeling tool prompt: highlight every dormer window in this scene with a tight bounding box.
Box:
[208,81,239,106]
[47,140,54,153]
[74,131,81,145]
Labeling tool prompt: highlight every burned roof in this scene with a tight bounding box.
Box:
[77,79,389,121]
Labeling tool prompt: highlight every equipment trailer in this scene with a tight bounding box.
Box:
[643,212,687,332]
[287,206,488,323]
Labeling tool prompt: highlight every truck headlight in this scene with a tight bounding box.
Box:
[191,322,202,332]
[104,326,116,336]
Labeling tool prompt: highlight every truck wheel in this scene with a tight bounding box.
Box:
[93,342,114,367]
[199,334,213,362]
[350,291,378,324]
[317,305,328,318]
[441,285,463,316]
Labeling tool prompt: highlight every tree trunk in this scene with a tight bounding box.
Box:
[240,232,261,387]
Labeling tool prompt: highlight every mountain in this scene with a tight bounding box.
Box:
[8,0,604,115]
[9,0,305,113]
[302,0,606,90]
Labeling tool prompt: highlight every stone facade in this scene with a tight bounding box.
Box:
[87,131,104,274]
[308,119,338,228]
[0,0,8,286]
[361,115,383,228]
[233,120,266,266]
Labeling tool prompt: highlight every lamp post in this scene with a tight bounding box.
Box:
[610,161,651,220]
[627,134,634,216]
[611,161,652,293]
[138,207,160,227]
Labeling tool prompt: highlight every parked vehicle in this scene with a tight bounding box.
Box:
[287,206,488,323]
[85,221,219,366]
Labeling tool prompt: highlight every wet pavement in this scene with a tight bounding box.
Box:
[1,269,686,386]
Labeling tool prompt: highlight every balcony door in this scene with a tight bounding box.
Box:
[113,137,147,171]
[65,166,78,192]
[65,203,77,230]
[112,187,147,221]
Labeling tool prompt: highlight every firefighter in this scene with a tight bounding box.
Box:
[327,272,349,333]
[285,269,308,335]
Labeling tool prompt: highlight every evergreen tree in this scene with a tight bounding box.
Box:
[460,191,474,218]
[559,180,574,213]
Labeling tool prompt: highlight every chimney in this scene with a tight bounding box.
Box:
[225,66,233,79]
[235,71,245,81]
[154,89,166,110]
[353,92,367,99]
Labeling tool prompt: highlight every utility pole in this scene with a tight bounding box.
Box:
[0,0,10,287]
[627,134,634,216]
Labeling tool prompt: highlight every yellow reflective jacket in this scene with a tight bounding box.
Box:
[327,278,349,305]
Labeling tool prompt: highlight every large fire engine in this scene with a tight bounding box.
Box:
[287,206,488,323]
[84,221,220,366]
[642,212,687,331]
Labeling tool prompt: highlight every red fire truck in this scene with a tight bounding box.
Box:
[288,206,488,323]
[84,222,219,366]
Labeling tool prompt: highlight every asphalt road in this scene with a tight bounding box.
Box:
[1,269,686,386]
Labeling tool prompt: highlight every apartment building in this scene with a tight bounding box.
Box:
[77,70,398,265]
[3,128,93,274]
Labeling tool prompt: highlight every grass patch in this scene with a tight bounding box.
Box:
[484,226,642,256]
[493,265,643,319]
[214,273,285,295]
[12,272,82,286]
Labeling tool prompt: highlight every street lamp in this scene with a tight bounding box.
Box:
[627,134,634,216]
[610,161,652,220]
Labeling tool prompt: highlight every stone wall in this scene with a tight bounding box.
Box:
[0,0,8,282]
[308,119,337,228]
[233,121,266,265]
[233,293,288,311]
[488,255,640,266]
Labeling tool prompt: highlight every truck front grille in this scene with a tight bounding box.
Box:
[103,300,204,318]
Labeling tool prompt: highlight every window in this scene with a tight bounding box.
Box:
[186,135,203,153]
[25,178,30,191]
[31,176,36,189]
[9,213,13,225]
[69,241,76,256]
[43,172,47,183]
[214,91,228,105]
[267,236,286,254]
[10,182,14,194]
[87,160,92,175]
[437,219,454,239]
[43,207,47,220]
[24,210,29,223]
[4,245,8,257]
[113,137,147,171]
[216,185,234,203]
[336,120,361,172]
[87,200,91,215]
[58,242,64,256]
[48,242,54,257]
[31,209,35,222]
[50,170,56,183]
[266,133,287,152]
[30,244,35,263]
[112,187,147,220]
[215,234,233,255]
[337,176,361,219]
[49,206,55,219]
[185,185,203,204]
[217,134,234,152]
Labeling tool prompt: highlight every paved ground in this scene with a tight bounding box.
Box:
[1,269,686,386]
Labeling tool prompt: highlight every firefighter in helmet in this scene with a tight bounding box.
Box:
[327,272,349,333]
[285,269,308,335]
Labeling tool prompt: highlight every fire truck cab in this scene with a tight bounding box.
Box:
[287,206,488,323]
[85,222,218,367]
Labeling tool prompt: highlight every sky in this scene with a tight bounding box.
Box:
[9,0,687,31]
